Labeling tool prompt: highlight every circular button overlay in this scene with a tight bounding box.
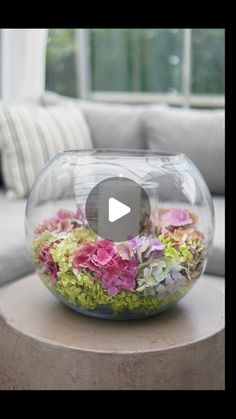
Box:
[85,177,151,242]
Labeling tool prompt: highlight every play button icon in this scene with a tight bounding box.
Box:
[108,198,131,222]
[85,177,151,242]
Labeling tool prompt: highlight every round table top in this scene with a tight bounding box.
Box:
[0,274,225,354]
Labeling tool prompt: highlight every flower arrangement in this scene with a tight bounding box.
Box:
[32,205,207,317]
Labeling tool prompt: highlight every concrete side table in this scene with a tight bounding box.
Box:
[0,274,225,390]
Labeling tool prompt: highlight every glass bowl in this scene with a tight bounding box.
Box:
[25,149,214,320]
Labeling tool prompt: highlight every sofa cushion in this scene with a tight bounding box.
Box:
[79,101,145,150]
[0,189,34,285]
[143,106,225,194]
[0,102,92,198]
[205,196,225,277]
[41,91,146,150]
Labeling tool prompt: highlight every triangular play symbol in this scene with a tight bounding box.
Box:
[108,197,131,223]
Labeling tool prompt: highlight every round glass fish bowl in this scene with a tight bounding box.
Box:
[25,150,214,320]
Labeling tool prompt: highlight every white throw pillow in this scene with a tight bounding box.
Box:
[143,106,225,194]
[0,102,92,198]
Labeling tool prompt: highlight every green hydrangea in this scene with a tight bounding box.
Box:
[51,236,78,274]
[178,244,193,262]
[55,270,110,309]
[70,226,97,243]
[159,234,193,264]
[41,269,192,314]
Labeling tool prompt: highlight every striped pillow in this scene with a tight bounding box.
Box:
[0,102,93,198]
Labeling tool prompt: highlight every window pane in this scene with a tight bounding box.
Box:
[46,29,77,97]
[45,28,225,101]
[191,29,225,94]
[91,29,183,93]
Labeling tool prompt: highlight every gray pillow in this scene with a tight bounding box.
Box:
[41,91,146,150]
[79,100,146,150]
[143,106,225,194]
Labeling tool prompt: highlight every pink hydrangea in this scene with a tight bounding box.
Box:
[73,240,115,270]
[73,239,138,295]
[73,242,95,267]
[56,209,75,222]
[39,243,58,284]
[35,219,58,234]
[99,257,138,295]
[161,208,192,227]
[35,209,76,234]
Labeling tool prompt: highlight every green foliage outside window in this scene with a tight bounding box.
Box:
[46,29,77,97]
[46,28,225,100]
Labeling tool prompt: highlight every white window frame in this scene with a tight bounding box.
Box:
[75,28,225,108]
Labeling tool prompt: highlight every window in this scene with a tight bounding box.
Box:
[90,29,183,93]
[46,29,77,97]
[191,29,225,94]
[46,28,225,107]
